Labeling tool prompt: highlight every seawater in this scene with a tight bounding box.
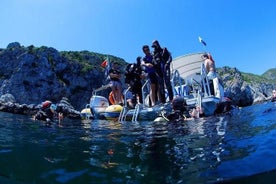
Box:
[0,102,275,184]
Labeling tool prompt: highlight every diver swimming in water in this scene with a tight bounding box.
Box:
[33,100,63,124]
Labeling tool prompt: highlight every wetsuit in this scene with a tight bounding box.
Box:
[153,47,174,102]
[125,63,143,105]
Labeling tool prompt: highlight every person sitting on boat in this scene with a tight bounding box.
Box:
[124,87,136,108]
[33,100,63,124]
[272,89,276,102]
[124,56,144,108]
[152,40,174,103]
[141,45,158,107]
[108,62,124,105]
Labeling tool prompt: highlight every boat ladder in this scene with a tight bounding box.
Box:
[200,63,211,97]
[119,80,150,122]
[131,79,150,122]
[132,104,141,122]
[197,90,202,109]
[119,106,128,121]
[118,87,131,122]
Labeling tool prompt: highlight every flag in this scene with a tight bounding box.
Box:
[101,59,108,67]
[102,57,111,81]
[198,36,207,46]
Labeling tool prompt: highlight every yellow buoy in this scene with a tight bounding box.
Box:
[105,105,123,113]
[104,105,123,120]
[80,107,92,119]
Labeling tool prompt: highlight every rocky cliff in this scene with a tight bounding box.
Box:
[0,42,125,111]
[0,42,275,112]
[218,67,276,106]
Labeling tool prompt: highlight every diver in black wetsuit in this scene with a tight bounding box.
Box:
[151,40,174,103]
[166,96,189,121]
[166,96,206,121]
[124,57,144,108]
[33,100,63,124]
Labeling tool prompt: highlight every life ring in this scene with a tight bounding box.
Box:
[108,91,124,105]
[109,91,116,105]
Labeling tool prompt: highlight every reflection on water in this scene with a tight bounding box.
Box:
[0,102,275,183]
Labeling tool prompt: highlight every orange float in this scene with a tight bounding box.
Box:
[109,91,116,105]
[108,91,124,105]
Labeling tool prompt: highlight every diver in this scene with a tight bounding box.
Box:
[124,56,144,108]
[141,45,158,107]
[165,96,205,121]
[152,40,174,103]
[33,100,63,124]
[166,96,189,121]
[214,97,235,115]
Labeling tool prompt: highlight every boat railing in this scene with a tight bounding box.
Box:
[92,84,110,95]
[191,77,201,99]
[185,63,213,108]
[119,80,149,122]
[189,63,212,98]
[171,63,214,99]
[141,79,150,107]
[200,63,212,97]
[171,69,184,97]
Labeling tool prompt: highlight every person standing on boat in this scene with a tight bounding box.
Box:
[202,53,224,99]
[202,53,217,80]
[141,45,158,107]
[108,62,123,105]
[124,56,143,107]
[152,40,174,103]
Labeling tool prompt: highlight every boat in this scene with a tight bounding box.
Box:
[171,52,225,116]
[87,84,172,121]
[85,52,229,121]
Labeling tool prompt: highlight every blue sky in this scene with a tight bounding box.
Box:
[1,0,275,75]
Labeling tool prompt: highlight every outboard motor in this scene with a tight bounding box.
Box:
[90,95,109,119]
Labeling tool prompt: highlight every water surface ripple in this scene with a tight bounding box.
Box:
[0,102,275,183]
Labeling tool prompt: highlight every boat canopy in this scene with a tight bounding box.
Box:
[171,52,205,84]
